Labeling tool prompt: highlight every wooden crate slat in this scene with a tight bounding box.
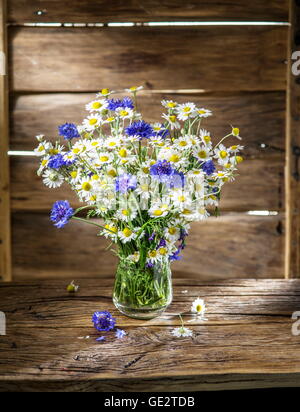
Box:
[7,0,289,23]
[10,157,284,212]
[0,0,11,281]
[9,26,288,92]
[285,1,300,278]
[12,213,284,280]
[10,91,286,157]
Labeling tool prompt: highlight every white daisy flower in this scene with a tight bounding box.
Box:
[161,100,178,109]
[42,170,64,188]
[63,151,77,163]
[102,223,118,241]
[125,86,144,93]
[83,115,102,131]
[86,99,108,113]
[37,156,50,175]
[148,201,170,218]
[191,298,206,317]
[171,327,193,338]
[127,251,140,263]
[199,129,212,146]
[162,113,180,130]
[116,208,138,222]
[34,142,51,157]
[71,141,87,155]
[193,145,211,161]
[96,152,113,165]
[196,108,212,118]
[146,249,160,264]
[164,224,181,242]
[105,136,122,149]
[97,88,114,97]
[229,144,244,154]
[174,135,193,150]
[214,144,230,165]
[135,182,151,200]
[35,134,45,142]
[176,102,196,121]
[116,107,134,119]
[118,227,137,243]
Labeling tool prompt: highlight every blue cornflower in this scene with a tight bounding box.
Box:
[96,336,106,342]
[92,311,116,332]
[125,120,154,140]
[150,160,174,182]
[115,173,137,194]
[58,123,80,140]
[157,238,167,248]
[201,160,215,176]
[168,170,185,189]
[148,232,156,242]
[50,200,74,229]
[169,249,183,262]
[107,97,134,111]
[115,329,126,339]
[150,160,184,188]
[48,153,66,169]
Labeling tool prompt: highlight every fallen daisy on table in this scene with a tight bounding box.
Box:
[171,314,193,338]
[191,298,206,317]
[187,298,208,323]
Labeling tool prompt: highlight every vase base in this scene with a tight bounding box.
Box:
[113,299,169,320]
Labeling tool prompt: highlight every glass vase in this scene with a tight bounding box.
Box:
[113,258,172,319]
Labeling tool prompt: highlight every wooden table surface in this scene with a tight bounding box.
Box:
[0,278,300,392]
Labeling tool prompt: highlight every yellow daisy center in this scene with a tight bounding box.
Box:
[198,150,207,159]
[122,209,130,216]
[149,250,157,258]
[107,169,116,177]
[159,247,168,255]
[203,135,211,143]
[170,154,180,163]
[167,102,177,108]
[153,209,163,216]
[119,149,127,157]
[169,115,177,122]
[232,127,240,136]
[89,118,98,126]
[82,182,92,191]
[100,156,109,162]
[119,110,129,117]
[92,102,102,109]
[219,150,227,159]
[122,228,132,237]
[168,227,177,235]
[70,171,77,178]
[101,88,109,95]
[235,155,243,163]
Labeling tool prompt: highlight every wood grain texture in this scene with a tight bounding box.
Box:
[0,0,11,281]
[8,26,288,92]
[7,0,289,23]
[285,0,300,278]
[10,92,286,157]
[0,279,299,392]
[11,213,284,280]
[10,156,284,212]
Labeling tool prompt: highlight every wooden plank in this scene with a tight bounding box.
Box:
[285,0,300,278]
[10,92,286,157]
[11,213,284,280]
[7,0,289,23]
[10,156,284,212]
[0,0,11,281]
[8,26,288,92]
[0,279,299,391]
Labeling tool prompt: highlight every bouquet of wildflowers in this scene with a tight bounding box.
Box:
[35,86,243,318]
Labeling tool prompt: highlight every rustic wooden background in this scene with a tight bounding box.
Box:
[0,0,295,281]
